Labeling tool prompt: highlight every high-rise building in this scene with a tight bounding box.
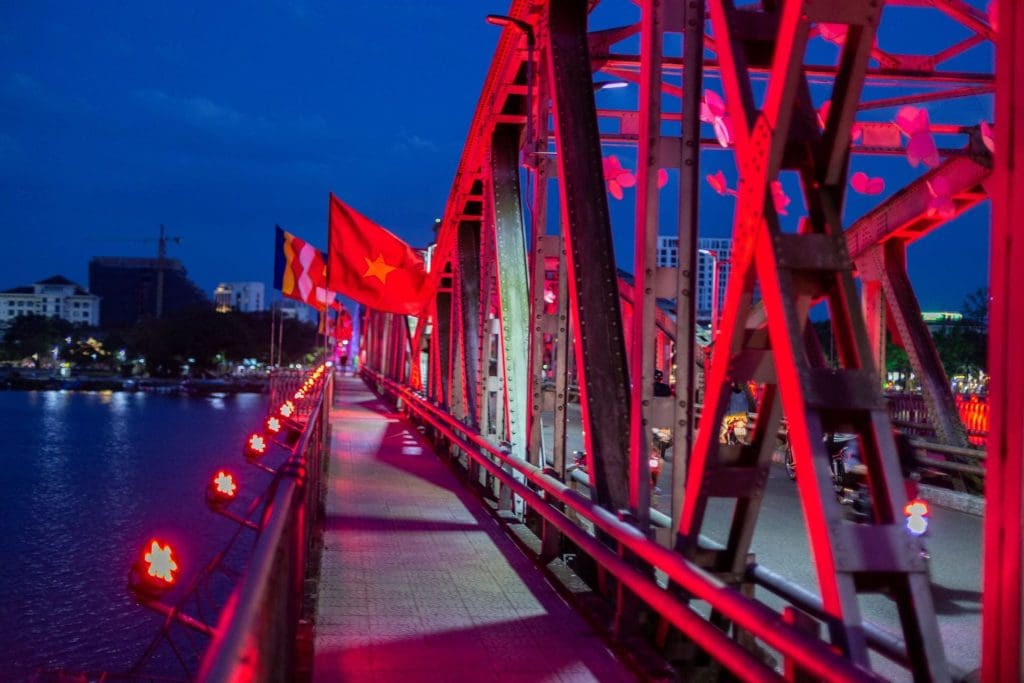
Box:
[656,236,732,322]
[214,282,265,313]
[0,275,100,328]
[89,257,208,328]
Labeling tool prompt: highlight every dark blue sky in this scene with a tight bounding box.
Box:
[0,2,992,312]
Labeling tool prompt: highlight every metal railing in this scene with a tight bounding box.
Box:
[364,367,885,683]
[887,391,989,446]
[196,369,333,682]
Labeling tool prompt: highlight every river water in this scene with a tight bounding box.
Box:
[0,390,268,681]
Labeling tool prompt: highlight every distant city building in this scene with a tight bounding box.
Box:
[89,257,208,328]
[656,236,733,322]
[277,298,316,324]
[214,281,265,313]
[0,275,100,328]
[922,311,965,333]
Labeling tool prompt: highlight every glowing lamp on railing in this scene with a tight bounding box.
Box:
[207,470,237,505]
[244,433,267,459]
[294,389,305,400]
[279,401,296,419]
[265,415,282,434]
[129,539,178,600]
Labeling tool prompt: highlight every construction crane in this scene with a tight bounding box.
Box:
[91,226,184,319]
[154,225,183,319]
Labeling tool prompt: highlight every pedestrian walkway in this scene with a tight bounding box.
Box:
[313,375,636,682]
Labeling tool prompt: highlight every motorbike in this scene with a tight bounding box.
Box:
[783,432,857,493]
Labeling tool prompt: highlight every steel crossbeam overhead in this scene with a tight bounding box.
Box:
[352,0,1015,680]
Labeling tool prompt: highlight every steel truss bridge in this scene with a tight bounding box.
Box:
[347,1,1022,680]
[180,1,1019,681]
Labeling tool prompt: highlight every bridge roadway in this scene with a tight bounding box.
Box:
[313,376,636,682]
[542,406,983,679]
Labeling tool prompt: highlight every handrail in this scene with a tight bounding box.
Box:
[196,370,332,682]
[365,368,884,683]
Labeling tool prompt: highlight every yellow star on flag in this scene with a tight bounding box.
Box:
[363,254,397,284]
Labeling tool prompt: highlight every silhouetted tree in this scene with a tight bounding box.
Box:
[1,313,73,362]
[127,307,320,376]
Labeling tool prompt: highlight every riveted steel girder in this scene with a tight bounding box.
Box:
[545,0,632,512]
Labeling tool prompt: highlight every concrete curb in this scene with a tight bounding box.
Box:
[919,483,984,517]
[770,455,984,517]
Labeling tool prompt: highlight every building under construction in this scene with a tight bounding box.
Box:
[88,256,207,329]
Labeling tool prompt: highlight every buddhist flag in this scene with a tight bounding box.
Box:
[327,194,429,315]
[273,225,330,310]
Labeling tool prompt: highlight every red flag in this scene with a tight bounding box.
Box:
[334,306,353,342]
[327,194,429,315]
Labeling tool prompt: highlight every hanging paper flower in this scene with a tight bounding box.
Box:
[816,100,862,142]
[770,181,791,216]
[850,171,885,195]
[818,23,847,47]
[896,106,940,168]
[602,155,636,200]
[980,121,995,154]
[657,168,669,189]
[700,90,733,148]
[706,170,737,196]
[926,177,955,218]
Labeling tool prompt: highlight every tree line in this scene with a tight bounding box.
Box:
[1,307,322,377]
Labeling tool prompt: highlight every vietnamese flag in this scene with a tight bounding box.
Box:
[327,194,429,315]
[335,305,353,342]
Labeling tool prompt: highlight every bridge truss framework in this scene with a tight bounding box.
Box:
[359,1,1021,680]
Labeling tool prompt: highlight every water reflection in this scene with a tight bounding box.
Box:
[0,390,266,680]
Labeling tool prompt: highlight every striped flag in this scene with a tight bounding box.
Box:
[273,225,330,310]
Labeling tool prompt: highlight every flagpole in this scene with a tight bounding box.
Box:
[269,300,276,370]
[277,306,285,367]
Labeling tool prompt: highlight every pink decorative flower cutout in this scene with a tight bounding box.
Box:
[700,90,733,148]
[926,177,955,219]
[816,100,862,142]
[706,170,737,196]
[657,168,669,189]
[543,285,557,305]
[770,181,790,216]
[981,121,995,154]
[896,106,940,168]
[818,23,847,47]
[602,155,636,200]
[850,171,885,195]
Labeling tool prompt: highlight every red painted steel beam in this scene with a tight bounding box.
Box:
[546,0,632,512]
[597,55,994,86]
[982,0,1024,679]
[846,154,990,261]
[626,0,662,525]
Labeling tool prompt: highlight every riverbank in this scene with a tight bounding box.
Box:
[0,373,268,395]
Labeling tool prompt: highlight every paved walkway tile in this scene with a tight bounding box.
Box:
[314,376,636,682]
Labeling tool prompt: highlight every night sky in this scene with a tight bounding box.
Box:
[0,2,993,312]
